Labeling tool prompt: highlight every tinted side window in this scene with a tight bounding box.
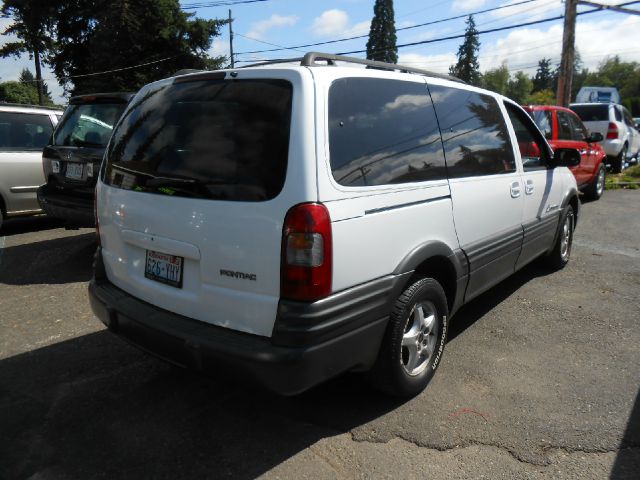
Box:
[531,110,552,140]
[0,112,53,151]
[328,77,446,186]
[570,104,608,121]
[614,106,622,122]
[506,103,548,170]
[567,112,587,141]
[429,85,515,178]
[557,111,574,140]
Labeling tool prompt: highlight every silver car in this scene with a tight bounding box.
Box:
[570,102,640,173]
[0,104,63,229]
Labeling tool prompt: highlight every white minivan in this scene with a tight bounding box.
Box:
[89,53,581,397]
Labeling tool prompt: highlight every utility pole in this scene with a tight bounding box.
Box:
[556,0,576,107]
[228,9,235,68]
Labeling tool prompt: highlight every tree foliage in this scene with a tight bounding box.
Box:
[449,15,481,86]
[532,58,554,92]
[0,80,41,104]
[482,63,509,95]
[1,0,58,104]
[507,71,533,104]
[366,0,397,63]
[51,0,227,95]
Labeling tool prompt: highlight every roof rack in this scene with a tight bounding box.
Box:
[0,101,63,111]
[237,51,464,83]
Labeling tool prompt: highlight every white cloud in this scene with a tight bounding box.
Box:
[311,9,350,37]
[452,0,489,11]
[478,15,640,75]
[488,0,560,21]
[398,52,458,75]
[343,20,370,37]
[246,14,299,40]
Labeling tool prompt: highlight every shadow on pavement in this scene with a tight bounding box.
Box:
[0,331,406,479]
[610,387,640,479]
[0,215,64,236]
[0,232,95,285]
[448,259,553,342]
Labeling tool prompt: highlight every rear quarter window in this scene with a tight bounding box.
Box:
[104,79,293,202]
[328,77,446,186]
[429,85,515,178]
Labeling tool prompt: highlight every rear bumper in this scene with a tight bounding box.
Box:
[37,183,94,227]
[88,250,405,395]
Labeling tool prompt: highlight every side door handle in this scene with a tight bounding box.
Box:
[525,179,534,195]
[510,181,521,198]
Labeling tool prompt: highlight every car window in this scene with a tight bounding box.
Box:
[557,111,574,141]
[104,79,293,202]
[429,85,515,178]
[505,102,549,171]
[0,112,53,151]
[567,112,587,141]
[614,106,622,122]
[570,104,608,121]
[622,108,634,127]
[53,102,127,148]
[530,110,552,140]
[328,77,446,186]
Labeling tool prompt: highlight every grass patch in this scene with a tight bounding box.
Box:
[605,164,640,190]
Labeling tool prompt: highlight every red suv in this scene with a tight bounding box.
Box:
[524,105,606,200]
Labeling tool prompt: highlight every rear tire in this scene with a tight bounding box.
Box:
[612,145,627,174]
[545,205,575,270]
[367,278,448,397]
[584,164,606,200]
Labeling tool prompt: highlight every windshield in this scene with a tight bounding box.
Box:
[103,78,293,202]
[570,104,609,122]
[53,103,127,147]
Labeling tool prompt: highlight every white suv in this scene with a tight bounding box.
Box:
[89,53,581,397]
[570,102,640,173]
[0,104,62,229]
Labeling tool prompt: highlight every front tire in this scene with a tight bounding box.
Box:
[367,278,448,397]
[584,164,606,200]
[545,205,575,270]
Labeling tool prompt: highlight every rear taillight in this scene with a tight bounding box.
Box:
[606,122,619,139]
[94,186,100,246]
[281,203,332,301]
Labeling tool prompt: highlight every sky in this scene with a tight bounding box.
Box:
[1,0,639,104]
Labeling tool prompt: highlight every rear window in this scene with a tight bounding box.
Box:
[54,102,127,148]
[104,79,292,202]
[0,111,53,151]
[570,104,609,122]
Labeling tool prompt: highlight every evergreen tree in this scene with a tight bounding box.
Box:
[18,67,52,102]
[366,0,397,64]
[532,58,553,92]
[482,63,509,95]
[449,15,481,86]
[1,0,58,105]
[507,71,533,104]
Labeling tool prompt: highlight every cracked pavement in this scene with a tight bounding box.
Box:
[1,190,639,479]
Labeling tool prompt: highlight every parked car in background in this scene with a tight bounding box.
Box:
[0,103,63,230]
[570,102,640,173]
[524,105,607,200]
[89,53,582,397]
[38,93,133,228]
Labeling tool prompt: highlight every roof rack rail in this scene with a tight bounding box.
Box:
[236,51,463,83]
[0,101,62,111]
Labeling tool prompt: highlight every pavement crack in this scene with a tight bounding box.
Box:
[308,444,351,479]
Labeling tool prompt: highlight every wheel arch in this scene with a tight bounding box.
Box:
[393,240,467,316]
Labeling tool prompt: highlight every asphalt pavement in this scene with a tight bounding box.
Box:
[1,190,639,479]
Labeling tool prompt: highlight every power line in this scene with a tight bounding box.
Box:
[336,6,606,56]
[234,0,541,56]
[181,0,269,10]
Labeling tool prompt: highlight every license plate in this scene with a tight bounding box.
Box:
[145,250,184,288]
[65,162,83,180]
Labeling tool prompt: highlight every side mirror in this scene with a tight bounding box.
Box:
[553,148,581,168]
[587,131,603,143]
